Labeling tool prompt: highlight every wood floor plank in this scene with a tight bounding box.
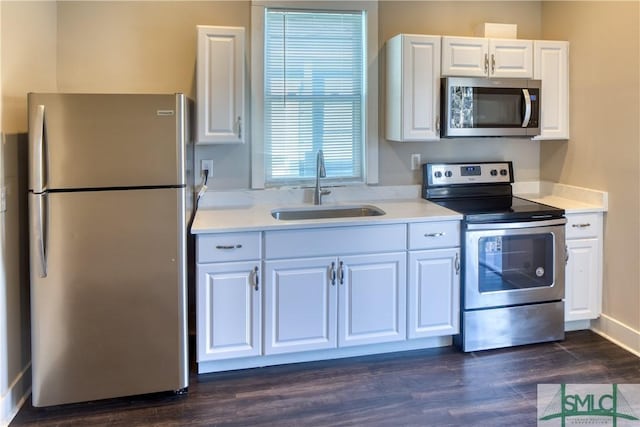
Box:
[10,331,640,426]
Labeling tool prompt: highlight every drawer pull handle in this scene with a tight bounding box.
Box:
[330,262,336,286]
[216,244,243,250]
[338,261,345,285]
[425,232,445,238]
[571,223,591,229]
[252,266,259,291]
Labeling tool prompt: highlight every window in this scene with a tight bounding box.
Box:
[251,1,378,189]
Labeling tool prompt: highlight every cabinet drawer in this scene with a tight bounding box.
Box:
[265,224,407,259]
[197,232,262,263]
[408,221,460,250]
[565,213,602,240]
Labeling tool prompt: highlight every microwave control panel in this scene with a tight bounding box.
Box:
[424,161,514,187]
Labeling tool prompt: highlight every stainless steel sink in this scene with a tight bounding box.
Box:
[271,205,386,221]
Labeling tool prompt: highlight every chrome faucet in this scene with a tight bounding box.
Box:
[314,150,331,205]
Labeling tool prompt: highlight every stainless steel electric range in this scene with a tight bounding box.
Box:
[423,161,567,352]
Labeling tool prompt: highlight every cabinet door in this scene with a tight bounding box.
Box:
[565,238,600,321]
[489,39,533,78]
[264,257,337,355]
[408,248,460,338]
[196,25,245,144]
[338,253,407,347]
[533,40,569,140]
[441,36,488,77]
[197,261,261,362]
[386,34,441,142]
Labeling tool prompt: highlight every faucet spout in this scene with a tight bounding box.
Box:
[314,150,331,205]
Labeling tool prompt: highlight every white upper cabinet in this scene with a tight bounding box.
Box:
[441,36,488,77]
[533,40,570,140]
[196,25,245,144]
[386,34,441,142]
[442,36,533,78]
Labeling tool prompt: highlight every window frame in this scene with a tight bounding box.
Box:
[251,0,379,189]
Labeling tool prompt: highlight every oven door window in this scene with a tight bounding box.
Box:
[478,234,554,293]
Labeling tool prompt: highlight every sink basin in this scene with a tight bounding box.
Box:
[271,205,386,221]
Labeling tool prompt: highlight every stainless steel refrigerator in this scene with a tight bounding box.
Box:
[27,93,192,407]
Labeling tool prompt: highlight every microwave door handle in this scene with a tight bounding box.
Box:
[522,89,532,127]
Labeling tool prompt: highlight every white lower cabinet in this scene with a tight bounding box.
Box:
[407,221,461,339]
[196,232,262,362]
[565,239,599,321]
[264,257,337,354]
[264,224,407,355]
[197,261,261,361]
[264,252,407,355]
[196,220,462,373]
[408,248,460,338]
[564,213,603,322]
[339,253,407,347]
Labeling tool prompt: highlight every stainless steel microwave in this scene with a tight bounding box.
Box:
[440,77,541,137]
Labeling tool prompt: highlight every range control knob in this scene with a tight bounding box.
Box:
[444,170,453,178]
[434,171,442,178]
[490,169,498,176]
[500,169,508,176]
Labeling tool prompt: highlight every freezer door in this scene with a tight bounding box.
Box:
[29,188,188,407]
[28,93,187,190]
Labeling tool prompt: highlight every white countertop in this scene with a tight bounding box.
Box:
[191,198,462,234]
[191,182,608,234]
[513,181,608,214]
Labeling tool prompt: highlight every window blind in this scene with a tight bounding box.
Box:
[264,9,365,186]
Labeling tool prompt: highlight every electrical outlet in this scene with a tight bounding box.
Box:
[411,153,421,171]
[201,159,213,178]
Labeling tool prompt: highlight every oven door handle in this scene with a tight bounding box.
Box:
[466,218,567,230]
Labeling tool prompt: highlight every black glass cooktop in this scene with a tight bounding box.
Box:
[431,196,565,223]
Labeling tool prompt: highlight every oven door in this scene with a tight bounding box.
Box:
[463,219,566,310]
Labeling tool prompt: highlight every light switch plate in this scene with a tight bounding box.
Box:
[411,154,421,171]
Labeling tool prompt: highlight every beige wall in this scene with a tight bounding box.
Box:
[540,2,640,330]
[2,1,57,132]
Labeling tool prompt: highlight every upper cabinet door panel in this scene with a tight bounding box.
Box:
[489,39,533,78]
[386,34,441,142]
[533,40,570,140]
[403,35,441,141]
[196,26,245,144]
[441,36,488,77]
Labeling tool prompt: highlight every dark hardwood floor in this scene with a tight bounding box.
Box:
[11,331,640,426]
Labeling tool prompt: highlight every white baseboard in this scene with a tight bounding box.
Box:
[1,363,31,427]
[591,314,640,357]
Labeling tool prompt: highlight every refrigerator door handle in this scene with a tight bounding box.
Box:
[30,104,46,193]
[32,193,48,278]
